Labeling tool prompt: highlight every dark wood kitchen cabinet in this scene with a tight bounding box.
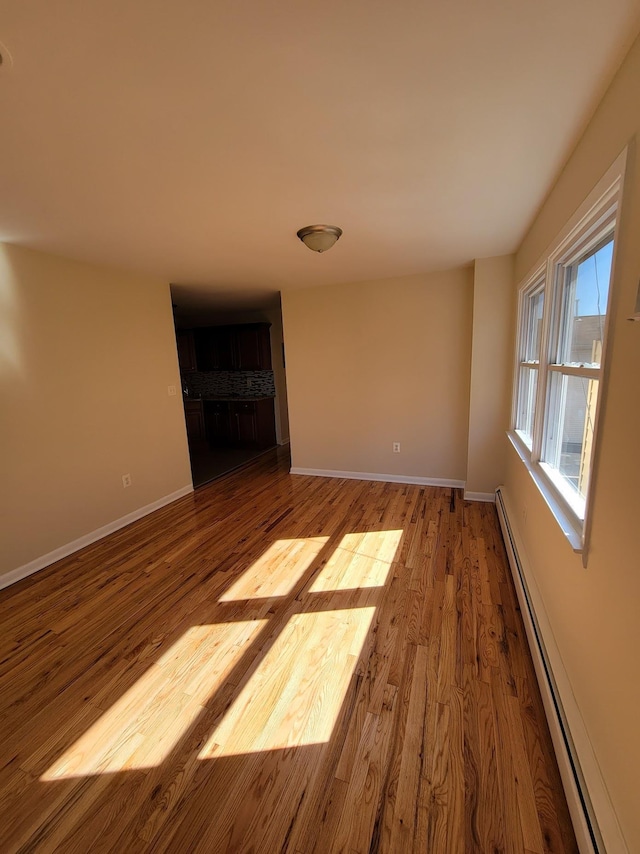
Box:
[176,330,197,372]
[204,398,276,449]
[235,324,272,370]
[204,401,232,445]
[195,326,235,371]
[230,400,258,445]
[232,398,276,448]
[184,399,206,445]
[255,397,277,447]
[193,323,271,371]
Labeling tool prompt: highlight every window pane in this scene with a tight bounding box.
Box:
[515,365,538,448]
[558,239,613,367]
[523,288,545,362]
[542,372,599,516]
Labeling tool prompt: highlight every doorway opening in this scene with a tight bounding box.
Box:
[172,295,290,488]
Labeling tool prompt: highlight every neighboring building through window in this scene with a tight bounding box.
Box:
[510,152,626,557]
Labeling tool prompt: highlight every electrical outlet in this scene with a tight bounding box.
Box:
[393,442,401,453]
[168,385,177,396]
[522,505,528,524]
[122,473,132,488]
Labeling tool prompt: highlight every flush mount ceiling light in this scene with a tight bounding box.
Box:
[296,224,343,253]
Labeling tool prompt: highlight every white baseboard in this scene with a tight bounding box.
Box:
[0,484,194,592]
[463,490,496,502]
[495,487,627,854]
[290,467,465,489]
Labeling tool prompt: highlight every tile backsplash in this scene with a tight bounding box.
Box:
[183,370,275,399]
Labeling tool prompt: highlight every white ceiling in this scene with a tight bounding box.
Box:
[1,1,639,312]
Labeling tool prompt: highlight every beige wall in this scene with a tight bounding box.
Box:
[505,32,640,850]
[0,244,193,579]
[282,269,473,480]
[466,255,515,496]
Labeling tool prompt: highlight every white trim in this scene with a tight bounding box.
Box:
[539,460,586,522]
[495,486,628,854]
[512,265,546,439]
[511,149,627,564]
[0,484,194,592]
[508,432,583,551]
[547,364,600,378]
[463,491,496,503]
[290,467,465,489]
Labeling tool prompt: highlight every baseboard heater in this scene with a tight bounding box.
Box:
[495,487,604,854]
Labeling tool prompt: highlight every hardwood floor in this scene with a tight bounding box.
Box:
[0,448,577,853]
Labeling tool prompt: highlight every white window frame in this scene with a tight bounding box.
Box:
[514,275,545,451]
[509,150,627,563]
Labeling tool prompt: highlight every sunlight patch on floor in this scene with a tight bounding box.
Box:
[308,530,401,592]
[41,530,399,780]
[219,536,329,602]
[41,620,267,780]
[198,606,377,758]
[339,529,403,564]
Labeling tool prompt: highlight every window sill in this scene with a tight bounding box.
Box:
[507,432,584,554]
[538,461,586,521]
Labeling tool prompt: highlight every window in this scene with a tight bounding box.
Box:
[510,153,625,556]
[515,281,544,449]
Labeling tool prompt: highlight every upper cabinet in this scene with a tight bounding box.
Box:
[194,323,272,371]
[235,324,272,370]
[195,326,235,370]
[176,330,197,372]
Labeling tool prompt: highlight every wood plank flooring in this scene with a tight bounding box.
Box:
[0,448,578,853]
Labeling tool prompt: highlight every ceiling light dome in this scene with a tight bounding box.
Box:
[296,224,342,253]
